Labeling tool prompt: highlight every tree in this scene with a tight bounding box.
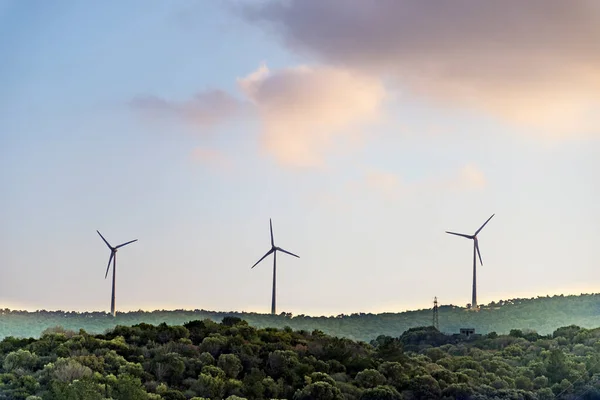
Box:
[199,352,216,366]
[192,366,226,399]
[217,354,243,379]
[200,335,227,357]
[532,375,549,389]
[149,352,185,385]
[515,375,533,390]
[51,358,93,383]
[360,385,402,400]
[409,375,442,399]
[546,349,569,383]
[355,369,387,388]
[307,372,336,386]
[241,368,266,399]
[3,349,38,372]
[222,317,245,327]
[441,383,474,399]
[268,350,300,380]
[293,381,343,400]
[111,374,148,400]
[371,336,404,361]
[50,378,104,400]
[553,325,582,341]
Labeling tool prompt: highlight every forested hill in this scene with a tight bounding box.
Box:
[2,318,600,399]
[1,294,600,342]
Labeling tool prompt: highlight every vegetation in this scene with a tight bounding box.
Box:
[2,317,600,399]
[2,294,600,342]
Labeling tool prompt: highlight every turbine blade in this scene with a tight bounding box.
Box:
[277,247,300,258]
[251,249,275,269]
[97,230,113,249]
[270,219,274,247]
[104,252,114,279]
[445,231,473,239]
[475,241,483,266]
[475,214,495,236]
[116,239,138,249]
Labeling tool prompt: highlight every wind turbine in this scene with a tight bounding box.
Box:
[446,214,494,309]
[251,219,299,315]
[97,230,137,317]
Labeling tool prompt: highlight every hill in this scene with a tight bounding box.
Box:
[1,294,600,342]
[1,318,600,399]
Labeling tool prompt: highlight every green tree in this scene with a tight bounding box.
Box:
[50,378,104,400]
[112,374,148,400]
[2,349,38,372]
[193,367,226,399]
[360,385,402,400]
[515,375,533,390]
[150,352,185,385]
[409,375,442,399]
[200,335,227,357]
[217,354,243,379]
[50,358,93,383]
[532,375,549,389]
[355,369,387,388]
[268,350,300,380]
[199,351,216,366]
[241,368,265,399]
[294,381,343,400]
[441,383,474,399]
[546,349,569,383]
[307,372,336,386]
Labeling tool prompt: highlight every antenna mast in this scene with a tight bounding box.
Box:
[433,297,439,330]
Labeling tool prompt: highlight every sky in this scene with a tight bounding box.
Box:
[1,0,599,316]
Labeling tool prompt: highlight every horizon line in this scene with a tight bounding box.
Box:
[2,291,598,318]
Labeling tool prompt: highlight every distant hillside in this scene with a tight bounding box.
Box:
[3,318,600,399]
[1,293,600,342]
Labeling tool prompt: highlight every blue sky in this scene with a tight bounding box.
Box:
[1,0,599,315]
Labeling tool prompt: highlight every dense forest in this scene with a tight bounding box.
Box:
[2,294,600,342]
[2,317,600,399]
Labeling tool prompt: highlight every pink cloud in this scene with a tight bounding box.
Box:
[354,163,486,200]
[131,90,242,128]
[131,64,386,168]
[237,64,386,167]
[457,164,486,190]
[242,0,600,133]
[364,169,403,198]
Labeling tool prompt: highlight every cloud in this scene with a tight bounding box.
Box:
[241,0,600,133]
[191,147,233,171]
[354,163,486,200]
[131,90,242,128]
[131,65,385,167]
[457,164,486,190]
[364,169,403,197]
[421,163,488,192]
[237,64,386,167]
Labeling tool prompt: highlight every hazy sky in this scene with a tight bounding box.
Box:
[1,0,599,316]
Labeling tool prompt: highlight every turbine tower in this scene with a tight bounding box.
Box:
[433,297,439,330]
[446,214,494,309]
[251,219,299,315]
[97,230,137,317]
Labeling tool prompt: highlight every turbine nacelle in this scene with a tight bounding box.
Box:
[97,231,137,279]
[251,219,300,269]
[445,214,494,266]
